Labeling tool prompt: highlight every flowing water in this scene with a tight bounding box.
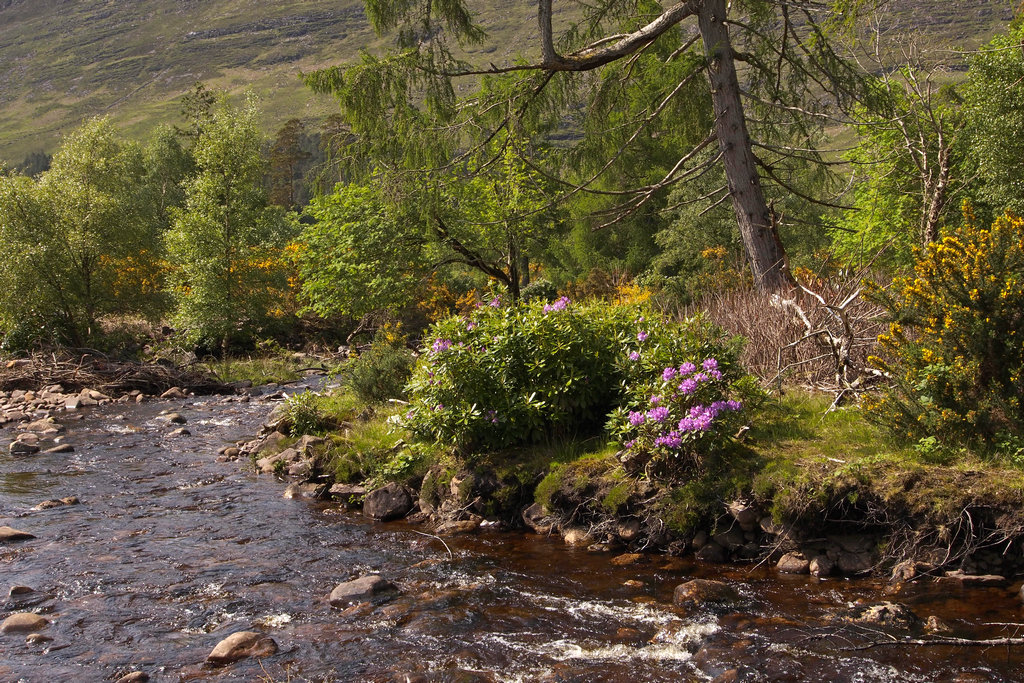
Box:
[1,386,1023,681]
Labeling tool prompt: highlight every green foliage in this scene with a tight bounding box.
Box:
[165,94,297,352]
[284,389,359,437]
[0,117,161,348]
[297,182,424,319]
[962,23,1024,217]
[606,351,755,479]
[865,210,1024,451]
[345,328,415,404]
[402,297,743,458]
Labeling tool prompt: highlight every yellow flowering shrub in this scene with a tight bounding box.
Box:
[865,206,1024,450]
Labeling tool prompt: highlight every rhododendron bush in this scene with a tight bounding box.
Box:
[403,296,753,466]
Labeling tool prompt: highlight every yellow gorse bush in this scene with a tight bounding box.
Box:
[865,204,1024,450]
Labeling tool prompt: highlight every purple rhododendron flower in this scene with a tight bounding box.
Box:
[543,296,570,313]
[708,369,723,380]
[650,395,662,405]
[678,378,697,395]
[662,367,678,382]
[646,406,670,423]
[628,411,646,426]
[467,321,477,331]
[678,362,696,376]
[431,339,452,354]
[654,431,683,448]
[628,351,641,361]
[692,372,708,384]
[489,297,502,307]
[637,331,649,342]
[702,358,719,371]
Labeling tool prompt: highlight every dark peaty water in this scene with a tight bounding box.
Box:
[1,389,1023,681]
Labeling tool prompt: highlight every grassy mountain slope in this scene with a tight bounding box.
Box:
[0,0,1015,166]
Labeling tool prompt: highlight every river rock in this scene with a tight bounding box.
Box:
[329,575,397,606]
[0,526,35,543]
[610,553,645,566]
[777,552,810,574]
[206,631,278,666]
[673,579,739,607]
[936,570,1009,588]
[329,483,366,501]
[22,418,63,434]
[809,555,834,578]
[164,412,187,424]
[25,632,53,645]
[43,443,74,454]
[32,496,79,511]
[9,440,39,455]
[522,503,558,535]
[841,601,920,630]
[5,586,46,610]
[616,518,641,543]
[168,427,191,437]
[363,482,413,521]
[695,541,728,563]
[925,615,954,634]
[727,499,759,531]
[562,527,596,547]
[1,612,49,633]
[437,519,480,535]
[160,387,187,400]
[282,483,318,499]
[712,526,746,551]
[114,672,149,683]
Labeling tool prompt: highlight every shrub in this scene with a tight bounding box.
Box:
[402,297,746,457]
[865,209,1024,450]
[606,355,752,479]
[346,328,415,404]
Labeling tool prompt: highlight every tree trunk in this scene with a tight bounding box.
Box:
[698,0,793,291]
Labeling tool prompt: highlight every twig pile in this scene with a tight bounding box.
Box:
[0,351,233,396]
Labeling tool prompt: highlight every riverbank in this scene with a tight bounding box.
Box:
[241,385,1024,586]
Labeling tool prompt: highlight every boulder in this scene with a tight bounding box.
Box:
[0,526,36,543]
[521,503,558,535]
[673,579,739,607]
[362,482,412,521]
[9,441,39,455]
[695,541,728,563]
[160,387,187,400]
[616,518,641,543]
[437,519,480,535]
[609,553,645,566]
[0,612,49,633]
[562,527,596,547]
[727,499,759,531]
[841,601,920,630]
[809,555,834,578]
[329,575,396,606]
[777,552,810,574]
[329,483,366,500]
[22,419,63,434]
[712,526,746,551]
[206,631,278,666]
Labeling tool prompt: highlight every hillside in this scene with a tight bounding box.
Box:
[0,0,1015,167]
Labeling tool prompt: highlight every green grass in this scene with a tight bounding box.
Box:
[204,355,305,385]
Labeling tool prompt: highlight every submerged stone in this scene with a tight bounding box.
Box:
[206,631,278,666]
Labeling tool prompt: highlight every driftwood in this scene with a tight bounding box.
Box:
[0,351,232,396]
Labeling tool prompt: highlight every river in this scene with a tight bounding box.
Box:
[1,385,1022,681]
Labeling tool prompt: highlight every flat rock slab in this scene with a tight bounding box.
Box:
[206,631,278,666]
[329,575,397,607]
[937,571,1009,588]
[1,612,49,633]
[0,526,36,543]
